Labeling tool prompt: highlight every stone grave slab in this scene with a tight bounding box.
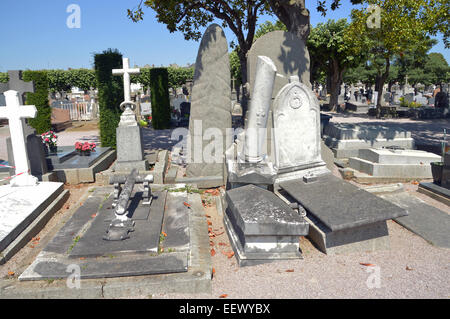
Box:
[323,122,415,158]
[377,191,450,248]
[0,182,64,253]
[349,148,441,179]
[19,185,199,281]
[278,174,408,254]
[69,189,167,257]
[46,146,112,170]
[418,182,450,206]
[225,184,309,266]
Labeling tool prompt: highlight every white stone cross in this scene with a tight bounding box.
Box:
[112,58,140,103]
[0,90,38,186]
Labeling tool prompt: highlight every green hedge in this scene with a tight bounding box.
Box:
[22,71,51,134]
[150,68,171,129]
[95,49,124,148]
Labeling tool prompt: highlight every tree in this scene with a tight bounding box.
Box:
[308,19,362,111]
[424,53,450,88]
[345,0,448,116]
[127,0,364,87]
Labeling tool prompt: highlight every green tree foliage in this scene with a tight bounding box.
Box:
[149,68,171,129]
[46,68,96,93]
[0,72,8,83]
[22,71,51,134]
[131,66,193,92]
[346,0,447,115]
[424,53,450,87]
[94,49,124,148]
[308,19,361,110]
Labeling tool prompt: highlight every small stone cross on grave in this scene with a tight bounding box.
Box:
[0,90,38,186]
[113,58,140,126]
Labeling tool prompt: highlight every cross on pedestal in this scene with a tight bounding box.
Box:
[0,90,38,186]
[112,58,140,104]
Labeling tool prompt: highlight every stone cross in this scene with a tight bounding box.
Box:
[0,90,38,186]
[112,58,140,104]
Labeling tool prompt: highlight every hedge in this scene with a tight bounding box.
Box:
[94,48,124,148]
[22,71,52,134]
[150,68,171,129]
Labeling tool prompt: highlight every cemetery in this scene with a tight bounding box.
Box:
[0,0,449,300]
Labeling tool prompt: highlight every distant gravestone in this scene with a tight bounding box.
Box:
[435,92,449,109]
[247,31,310,99]
[186,24,232,180]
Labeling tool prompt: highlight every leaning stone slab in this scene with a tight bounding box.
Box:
[418,182,450,206]
[225,184,308,266]
[278,174,408,254]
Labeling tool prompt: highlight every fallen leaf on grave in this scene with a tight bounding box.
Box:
[91,214,97,218]
[286,269,295,272]
[79,257,86,260]
[205,214,211,218]
[205,189,215,194]
[360,263,375,267]
[218,242,228,246]
[65,205,70,210]
[162,231,167,237]
[207,221,212,226]
[7,271,14,276]
[212,268,216,275]
[208,227,212,233]
[210,241,215,246]
[211,248,216,256]
[226,251,235,258]
[219,294,228,298]
[406,266,414,271]
[183,202,191,208]
[411,181,419,185]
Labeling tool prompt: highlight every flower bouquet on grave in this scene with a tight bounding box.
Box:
[75,141,96,156]
[41,130,58,153]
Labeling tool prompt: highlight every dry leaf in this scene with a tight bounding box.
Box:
[286,269,295,272]
[218,242,228,246]
[7,271,14,276]
[183,202,191,208]
[91,214,97,218]
[406,266,413,271]
[207,221,212,226]
[79,257,86,260]
[162,231,167,237]
[360,263,375,267]
[219,294,228,298]
[205,214,211,218]
[211,248,216,256]
[212,267,216,275]
[226,251,235,258]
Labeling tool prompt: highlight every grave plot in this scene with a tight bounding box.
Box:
[19,177,210,286]
[0,89,68,264]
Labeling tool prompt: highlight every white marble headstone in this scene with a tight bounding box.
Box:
[272,77,324,173]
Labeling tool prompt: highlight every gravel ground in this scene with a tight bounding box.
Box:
[0,116,449,299]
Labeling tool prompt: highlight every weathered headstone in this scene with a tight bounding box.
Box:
[272,76,326,180]
[247,31,311,98]
[186,24,232,181]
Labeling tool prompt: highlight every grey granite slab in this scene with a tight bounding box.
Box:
[46,147,112,170]
[419,182,450,198]
[161,192,190,252]
[378,192,450,248]
[226,184,309,236]
[279,174,408,232]
[69,190,167,258]
[19,252,188,280]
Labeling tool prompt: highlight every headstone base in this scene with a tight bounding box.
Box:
[225,184,309,266]
[114,160,149,173]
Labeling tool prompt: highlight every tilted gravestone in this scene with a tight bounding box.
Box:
[0,71,48,179]
[186,24,232,181]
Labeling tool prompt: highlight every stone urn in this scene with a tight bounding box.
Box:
[431,162,443,185]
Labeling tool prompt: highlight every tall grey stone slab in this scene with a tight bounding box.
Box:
[186,24,232,179]
[272,77,325,175]
[247,31,311,100]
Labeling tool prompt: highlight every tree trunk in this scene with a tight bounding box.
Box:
[376,57,391,117]
[238,48,249,117]
[268,0,310,41]
[329,59,344,112]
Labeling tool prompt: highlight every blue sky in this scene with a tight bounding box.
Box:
[0,0,448,71]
